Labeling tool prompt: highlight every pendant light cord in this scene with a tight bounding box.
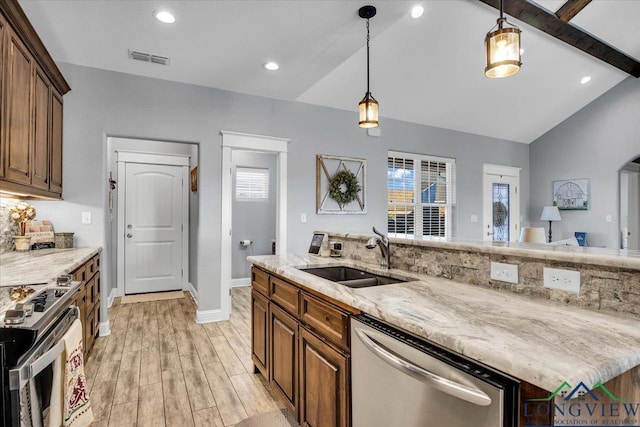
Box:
[366,18,371,95]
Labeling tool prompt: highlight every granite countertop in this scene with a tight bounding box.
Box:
[0,247,102,312]
[248,254,640,394]
[328,231,640,270]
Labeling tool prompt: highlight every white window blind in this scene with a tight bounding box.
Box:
[236,167,269,201]
[388,151,456,240]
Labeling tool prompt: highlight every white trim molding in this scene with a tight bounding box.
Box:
[99,321,111,337]
[107,288,118,308]
[188,282,198,301]
[231,278,250,288]
[219,131,289,322]
[196,309,226,324]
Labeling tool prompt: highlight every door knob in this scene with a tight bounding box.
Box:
[487,232,492,236]
[126,233,133,238]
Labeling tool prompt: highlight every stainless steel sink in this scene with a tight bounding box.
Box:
[297,266,408,288]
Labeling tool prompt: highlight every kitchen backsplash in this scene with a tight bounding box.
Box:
[0,198,20,253]
[332,233,640,318]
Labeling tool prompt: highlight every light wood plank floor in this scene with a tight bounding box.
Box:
[86,287,282,427]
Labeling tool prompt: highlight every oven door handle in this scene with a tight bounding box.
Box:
[9,306,78,391]
[355,328,492,406]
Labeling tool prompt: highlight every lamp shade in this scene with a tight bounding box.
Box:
[519,227,546,243]
[540,206,561,221]
[358,92,379,128]
[485,26,521,78]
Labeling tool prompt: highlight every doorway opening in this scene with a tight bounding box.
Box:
[231,152,278,287]
[107,137,197,302]
[482,164,520,242]
[214,131,289,324]
[620,156,640,250]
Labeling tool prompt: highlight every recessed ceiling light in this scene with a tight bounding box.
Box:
[580,76,591,85]
[411,5,424,19]
[153,10,175,24]
[263,62,279,71]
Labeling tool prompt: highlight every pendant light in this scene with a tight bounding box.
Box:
[358,5,379,128]
[485,0,522,78]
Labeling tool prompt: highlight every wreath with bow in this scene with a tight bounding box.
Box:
[329,170,361,207]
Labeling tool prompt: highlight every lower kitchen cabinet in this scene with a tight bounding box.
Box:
[251,289,269,378]
[270,303,298,412]
[251,266,355,427]
[299,327,349,427]
[71,253,101,359]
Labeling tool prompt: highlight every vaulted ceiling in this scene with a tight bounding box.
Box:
[19,0,640,144]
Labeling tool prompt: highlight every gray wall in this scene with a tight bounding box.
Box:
[32,62,529,314]
[232,151,277,279]
[530,77,640,249]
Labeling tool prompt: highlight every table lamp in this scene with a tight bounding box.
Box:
[540,206,561,243]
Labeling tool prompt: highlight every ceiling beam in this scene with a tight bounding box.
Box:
[555,0,592,22]
[478,0,640,78]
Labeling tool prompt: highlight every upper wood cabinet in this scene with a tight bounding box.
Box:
[0,0,70,199]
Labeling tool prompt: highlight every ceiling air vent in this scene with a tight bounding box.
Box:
[128,50,170,66]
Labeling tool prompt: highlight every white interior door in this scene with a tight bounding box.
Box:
[125,162,184,294]
[483,165,520,242]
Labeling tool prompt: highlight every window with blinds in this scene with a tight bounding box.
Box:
[236,167,269,201]
[388,151,455,240]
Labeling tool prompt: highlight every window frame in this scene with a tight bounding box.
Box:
[235,166,270,202]
[388,151,456,240]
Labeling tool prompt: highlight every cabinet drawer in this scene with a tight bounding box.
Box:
[270,276,299,317]
[86,272,99,308]
[300,292,349,351]
[72,264,87,282]
[252,267,269,297]
[88,255,100,276]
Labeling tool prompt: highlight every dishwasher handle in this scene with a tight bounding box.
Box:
[355,328,492,407]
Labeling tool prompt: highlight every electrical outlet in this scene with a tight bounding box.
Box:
[605,215,612,223]
[543,267,580,293]
[300,213,307,223]
[490,262,518,284]
[82,211,92,224]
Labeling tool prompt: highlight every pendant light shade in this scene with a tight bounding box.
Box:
[485,0,522,78]
[359,92,379,128]
[358,5,379,128]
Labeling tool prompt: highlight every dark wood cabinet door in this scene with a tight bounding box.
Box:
[299,327,349,427]
[4,27,33,184]
[49,90,63,194]
[31,66,50,190]
[270,303,298,412]
[251,289,269,379]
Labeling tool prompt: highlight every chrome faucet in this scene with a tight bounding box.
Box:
[365,226,390,269]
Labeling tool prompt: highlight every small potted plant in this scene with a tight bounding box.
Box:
[10,202,36,251]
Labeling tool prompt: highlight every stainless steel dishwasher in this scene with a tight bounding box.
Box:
[351,315,518,427]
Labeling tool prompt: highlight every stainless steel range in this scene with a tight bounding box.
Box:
[0,281,81,427]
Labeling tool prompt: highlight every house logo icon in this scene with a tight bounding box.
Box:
[527,380,628,402]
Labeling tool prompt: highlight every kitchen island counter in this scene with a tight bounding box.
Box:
[248,254,640,394]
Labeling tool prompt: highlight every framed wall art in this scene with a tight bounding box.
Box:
[553,178,589,210]
[316,155,366,214]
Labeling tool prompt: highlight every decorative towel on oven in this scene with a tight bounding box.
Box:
[48,319,93,427]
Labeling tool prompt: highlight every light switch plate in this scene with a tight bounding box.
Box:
[82,211,92,224]
[490,262,518,284]
[543,267,580,293]
[300,213,307,223]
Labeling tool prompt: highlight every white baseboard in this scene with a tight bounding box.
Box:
[196,308,229,324]
[231,277,250,288]
[188,282,198,301]
[107,288,117,308]
[99,320,111,337]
